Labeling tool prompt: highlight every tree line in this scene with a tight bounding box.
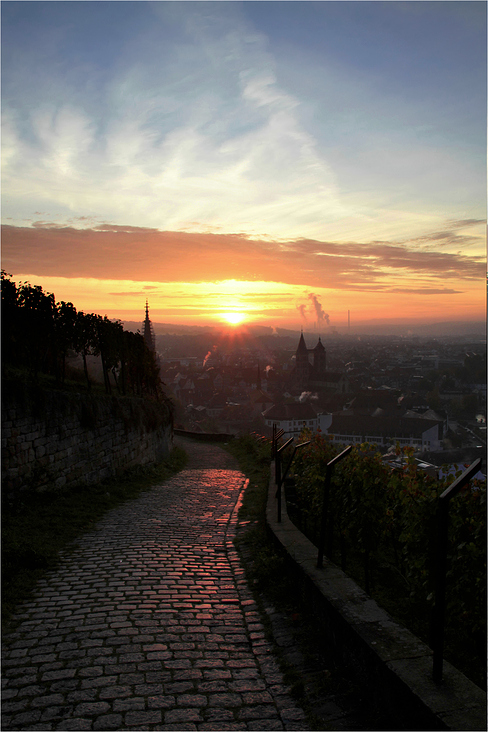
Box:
[1,271,163,399]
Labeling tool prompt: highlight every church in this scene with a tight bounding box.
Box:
[293,332,350,394]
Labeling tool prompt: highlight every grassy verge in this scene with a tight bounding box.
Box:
[222,436,302,611]
[2,446,187,627]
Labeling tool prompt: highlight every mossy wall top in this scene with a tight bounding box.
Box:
[2,382,173,494]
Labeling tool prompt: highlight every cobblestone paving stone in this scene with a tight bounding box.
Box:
[2,438,310,731]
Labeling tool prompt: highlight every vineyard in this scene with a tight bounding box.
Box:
[2,271,162,399]
[284,430,486,689]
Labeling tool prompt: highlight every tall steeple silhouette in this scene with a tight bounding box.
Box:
[313,336,326,375]
[295,330,310,389]
[143,300,156,352]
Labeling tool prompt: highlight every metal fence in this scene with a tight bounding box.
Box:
[267,429,483,683]
[429,458,482,682]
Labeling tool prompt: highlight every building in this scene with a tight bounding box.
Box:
[294,332,326,389]
[206,393,227,419]
[249,389,274,418]
[324,414,442,451]
[293,333,351,393]
[263,402,319,437]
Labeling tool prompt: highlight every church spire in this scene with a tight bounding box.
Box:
[313,335,326,373]
[143,300,155,352]
[296,331,309,355]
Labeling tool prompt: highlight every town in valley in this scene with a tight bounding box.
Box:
[115,305,486,478]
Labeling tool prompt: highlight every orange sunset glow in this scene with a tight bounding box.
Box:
[3,265,485,333]
[222,312,247,326]
[2,3,486,334]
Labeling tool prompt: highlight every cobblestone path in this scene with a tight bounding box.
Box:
[2,439,309,731]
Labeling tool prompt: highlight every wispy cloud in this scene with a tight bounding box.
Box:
[448,219,485,229]
[389,288,463,295]
[2,3,484,246]
[408,229,482,248]
[2,4,344,239]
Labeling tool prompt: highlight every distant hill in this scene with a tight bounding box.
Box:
[122,321,292,337]
[348,320,486,337]
[121,319,486,339]
[121,321,215,336]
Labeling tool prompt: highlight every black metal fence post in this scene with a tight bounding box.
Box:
[272,426,284,484]
[431,458,482,683]
[275,437,293,522]
[275,438,310,523]
[317,445,352,568]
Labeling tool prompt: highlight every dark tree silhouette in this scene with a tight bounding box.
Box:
[74,312,99,390]
[54,300,78,384]
[2,273,165,401]
[16,280,56,380]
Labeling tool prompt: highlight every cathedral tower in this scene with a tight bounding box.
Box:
[295,331,311,389]
[313,337,326,375]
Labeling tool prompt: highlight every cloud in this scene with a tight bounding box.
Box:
[448,219,485,229]
[2,1,485,252]
[388,288,463,295]
[1,3,347,242]
[31,221,69,230]
[11,3,484,247]
[94,224,159,233]
[408,230,482,248]
[108,291,148,297]
[2,224,484,292]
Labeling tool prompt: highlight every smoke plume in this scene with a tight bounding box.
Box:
[203,346,218,367]
[308,293,329,325]
[296,303,307,320]
[299,391,318,402]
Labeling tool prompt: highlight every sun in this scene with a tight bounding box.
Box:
[221,312,247,325]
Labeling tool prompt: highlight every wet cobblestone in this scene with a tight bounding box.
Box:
[2,439,309,731]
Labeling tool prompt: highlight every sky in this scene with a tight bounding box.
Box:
[2,1,486,331]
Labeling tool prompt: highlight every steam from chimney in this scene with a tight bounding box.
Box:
[203,346,218,367]
[299,391,318,402]
[297,293,331,328]
[308,293,329,326]
[296,304,307,321]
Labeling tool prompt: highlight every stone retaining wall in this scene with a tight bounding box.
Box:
[2,382,173,495]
